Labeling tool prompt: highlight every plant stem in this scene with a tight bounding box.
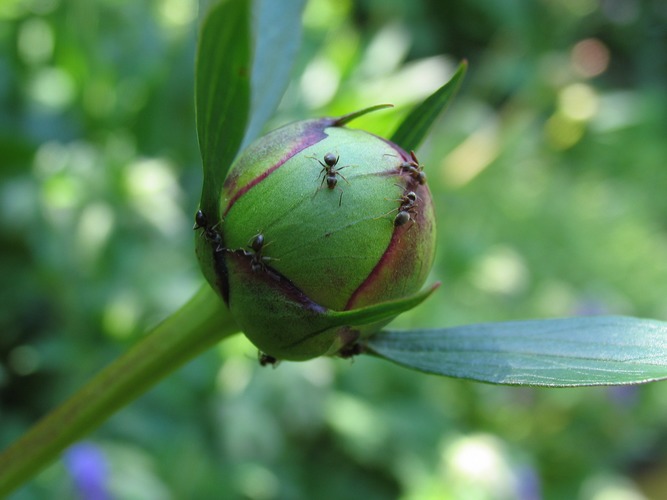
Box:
[0,284,239,495]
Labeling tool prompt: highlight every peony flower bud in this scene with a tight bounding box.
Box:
[195,107,437,361]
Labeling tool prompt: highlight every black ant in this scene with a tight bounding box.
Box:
[310,152,350,206]
[399,150,427,185]
[193,209,224,252]
[375,190,419,228]
[394,191,418,227]
[258,351,280,367]
[338,342,365,359]
[398,191,418,209]
[244,232,275,272]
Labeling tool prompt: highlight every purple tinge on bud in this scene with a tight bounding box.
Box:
[63,442,111,500]
[221,118,335,215]
[196,110,437,360]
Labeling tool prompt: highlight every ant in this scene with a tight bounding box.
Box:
[394,210,412,227]
[375,190,419,228]
[338,342,365,359]
[399,150,427,185]
[398,190,418,209]
[310,152,350,206]
[394,191,418,227]
[258,351,280,367]
[193,209,224,252]
[244,232,275,272]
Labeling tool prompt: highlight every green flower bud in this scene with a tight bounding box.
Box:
[195,108,437,361]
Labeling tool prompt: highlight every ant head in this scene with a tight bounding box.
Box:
[406,191,417,203]
[326,175,338,189]
[194,209,207,229]
[324,152,338,167]
[248,233,265,252]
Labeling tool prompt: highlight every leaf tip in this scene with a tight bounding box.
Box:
[333,104,394,127]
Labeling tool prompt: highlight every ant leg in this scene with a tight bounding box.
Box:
[373,207,399,220]
[337,171,350,185]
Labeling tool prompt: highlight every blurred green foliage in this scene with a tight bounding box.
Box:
[2,0,667,498]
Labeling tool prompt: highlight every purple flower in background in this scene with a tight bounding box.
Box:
[63,442,111,500]
[607,384,640,408]
[573,299,608,317]
[515,465,542,500]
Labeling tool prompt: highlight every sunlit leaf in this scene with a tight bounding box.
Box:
[367,316,667,387]
[390,61,467,152]
[196,0,251,217]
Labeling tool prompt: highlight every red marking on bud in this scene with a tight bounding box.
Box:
[345,184,433,311]
[223,123,333,216]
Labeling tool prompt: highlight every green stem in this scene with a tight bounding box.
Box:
[0,284,239,495]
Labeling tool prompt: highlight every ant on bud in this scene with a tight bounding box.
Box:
[338,342,365,359]
[193,209,225,252]
[244,232,276,272]
[309,152,351,206]
[258,351,280,367]
[399,150,427,185]
[375,190,419,228]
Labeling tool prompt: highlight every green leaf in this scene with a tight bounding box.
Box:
[241,0,307,149]
[333,104,394,127]
[390,61,467,152]
[196,0,307,217]
[196,0,252,217]
[329,283,440,328]
[366,316,667,387]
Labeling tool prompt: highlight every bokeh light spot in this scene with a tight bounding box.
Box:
[545,112,585,150]
[440,434,518,497]
[102,292,141,340]
[124,158,185,236]
[562,0,598,17]
[571,38,610,78]
[158,0,197,29]
[440,121,499,187]
[235,463,279,500]
[8,345,40,376]
[359,22,410,78]
[76,202,115,264]
[299,56,340,108]
[470,246,529,296]
[18,17,53,65]
[42,174,83,211]
[559,83,599,122]
[29,67,75,109]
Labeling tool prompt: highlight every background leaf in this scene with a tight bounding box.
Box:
[242,0,307,150]
[389,61,467,152]
[196,0,251,218]
[367,316,667,387]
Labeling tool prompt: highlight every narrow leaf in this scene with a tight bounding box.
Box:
[328,283,440,328]
[366,316,667,387]
[390,61,467,152]
[241,0,307,149]
[196,0,251,217]
[333,104,394,127]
